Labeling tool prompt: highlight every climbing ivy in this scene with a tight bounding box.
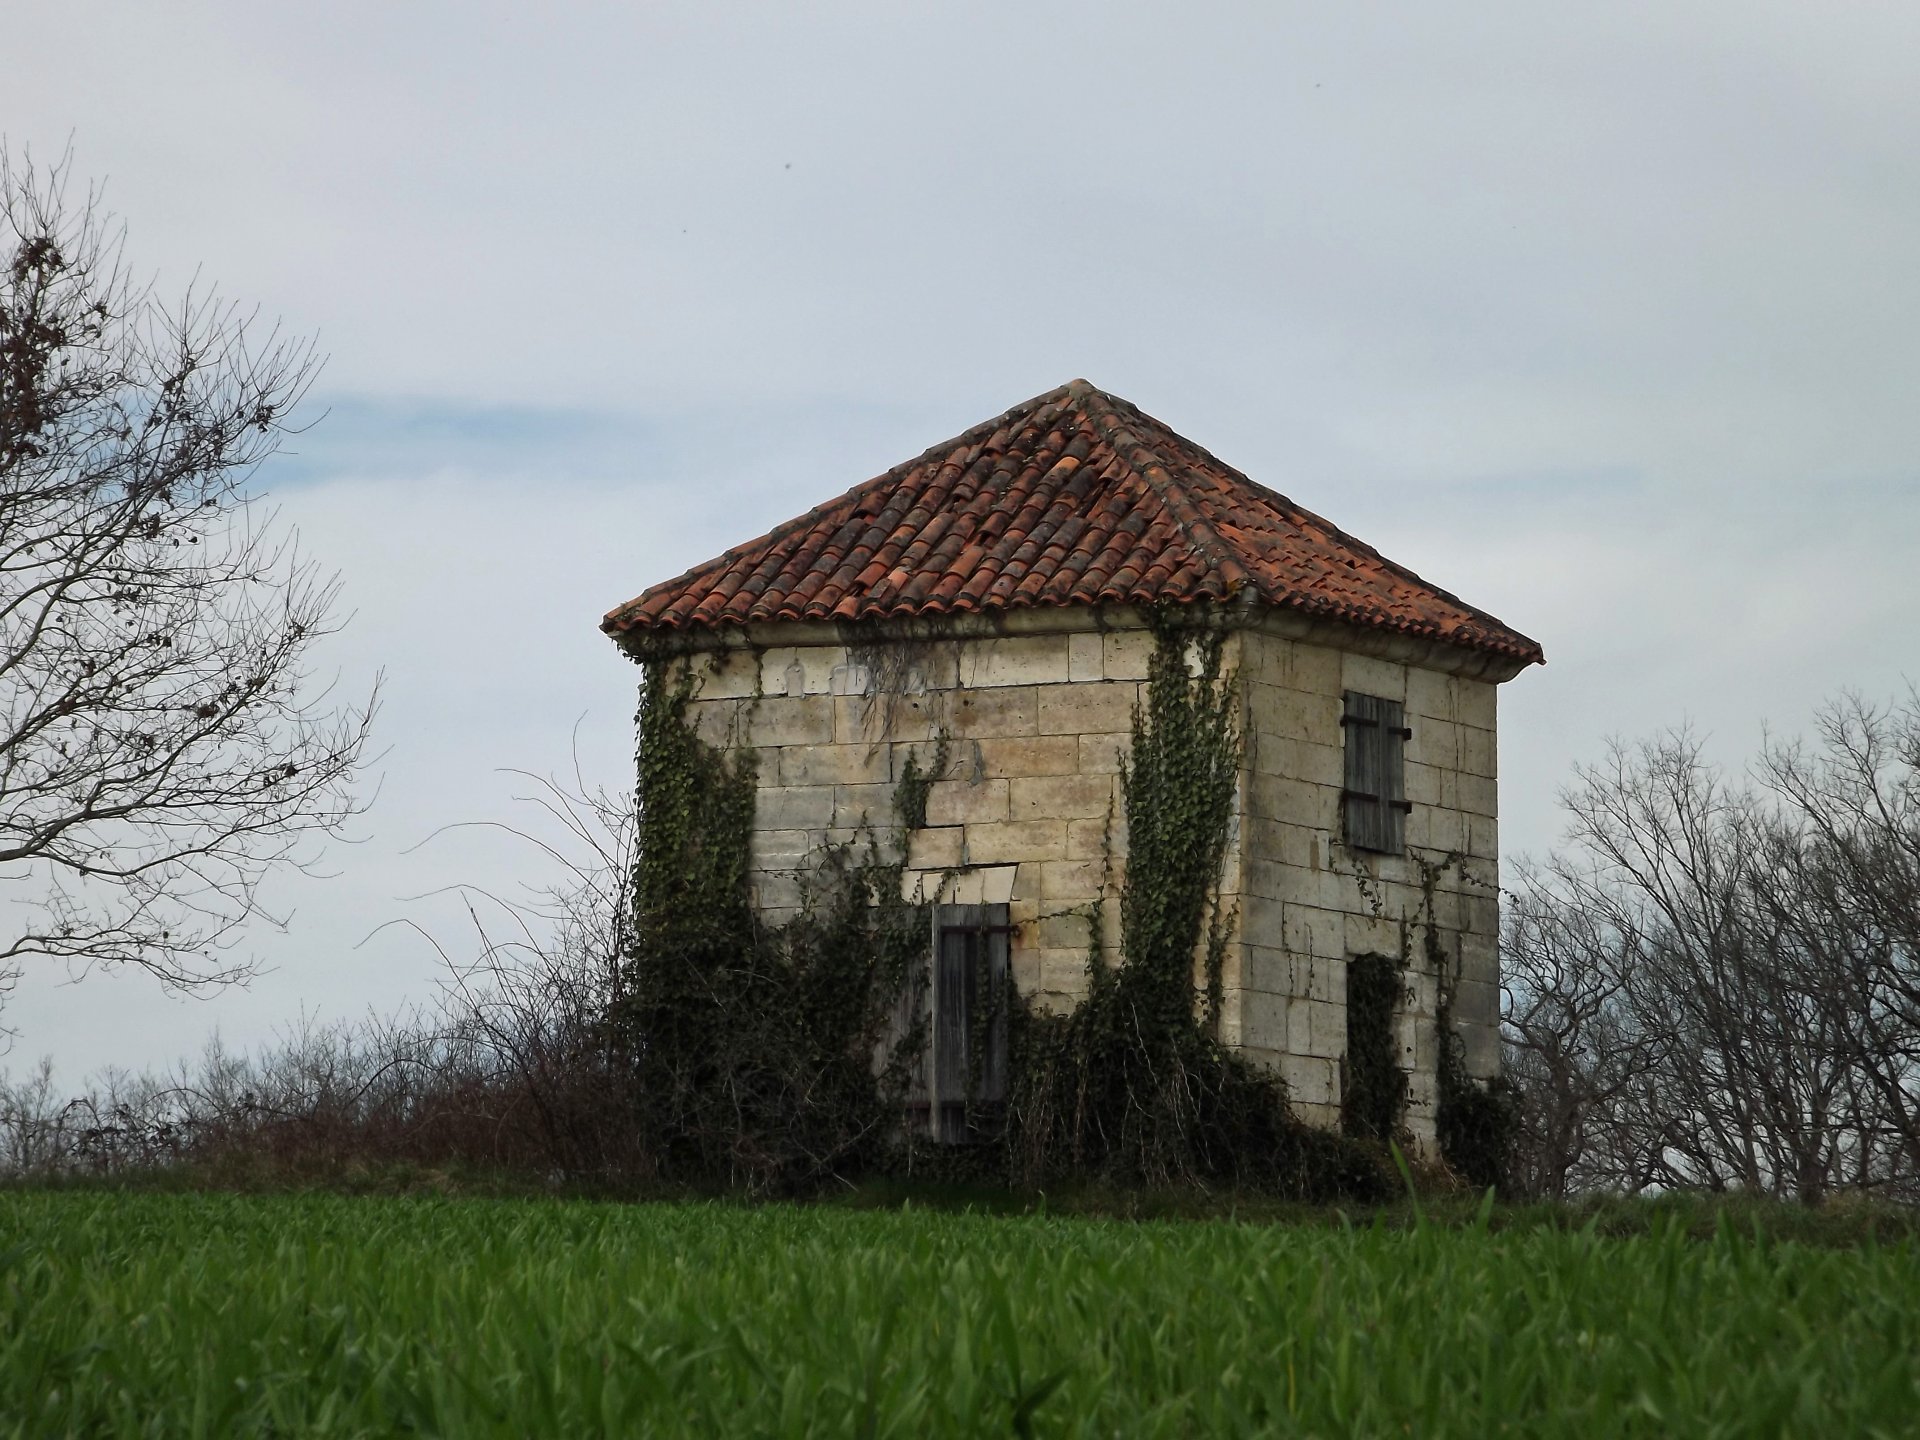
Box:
[617,657,929,1192]
[620,625,1395,1201]
[1341,953,1405,1143]
[1005,607,1388,1199]
[1409,854,1519,1190]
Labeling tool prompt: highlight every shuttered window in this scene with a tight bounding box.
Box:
[1342,691,1411,853]
[928,903,1011,1142]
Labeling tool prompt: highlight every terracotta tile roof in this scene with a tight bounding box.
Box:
[603,380,1543,666]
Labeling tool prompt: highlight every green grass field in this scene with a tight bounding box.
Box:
[3,1190,1917,1437]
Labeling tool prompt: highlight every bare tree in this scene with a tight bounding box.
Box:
[1756,692,1920,1187]
[1503,714,1920,1204]
[0,147,375,1009]
[1500,873,1666,1199]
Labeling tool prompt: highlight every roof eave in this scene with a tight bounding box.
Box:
[608,594,1541,683]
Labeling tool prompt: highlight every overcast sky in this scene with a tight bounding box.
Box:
[6,1,1919,1086]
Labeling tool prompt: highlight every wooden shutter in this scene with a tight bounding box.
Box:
[1342,692,1410,853]
[930,903,1011,1140]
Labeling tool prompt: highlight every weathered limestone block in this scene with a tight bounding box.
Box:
[1460,1022,1500,1081]
[1066,815,1125,861]
[1248,682,1342,744]
[1247,633,1341,695]
[1340,652,1407,702]
[906,826,964,870]
[1403,761,1441,807]
[835,694,940,745]
[1241,858,1309,905]
[946,686,1038,737]
[757,784,837,831]
[974,735,1079,777]
[1413,1012,1441,1076]
[1458,932,1498,988]
[1068,632,1104,681]
[743,696,836,748]
[689,651,760,700]
[1286,999,1313,1055]
[752,872,804,910]
[925,778,1009,826]
[1249,817,1322,871]
[1408,717,1460,771]
[1459,725,1497,779]
[1454,977,1500,1034]
[1009,773,1116,822]
[829,695,879,744]
[959,634,1073,689]
[1282,1055,1336,1108]
[1316,866,1374,915]
[1308,999,1349,1059]
[1037,681,1139,736]
[1038,858,1107,900]
[687,697,743,749]
[1036,912,1090,949]
[1039,947,1091,993]
[777,742,892,787]
[966,820,1070,865]
[1462,891,1500,936]
[1076,733,1130,774]
[1102,629,1154,680]
[832,782,893,829]
[1248,633,1294,687]
[1420,805,1466,856]
[758,646,842,697]
[825,824,903,854]
[1009,861,1042,901]
[1290,640,1342,696]
[1247,772,1334,826]
[1282,903,1345,962]
[1233,944,1284,999]
[1458,773,1498,819]
[1405,666,1457,724]
[1345,911,1402,960]
[1240,989,1289,1051]
[1457,679,1496,731]
[1249,734,1343,791]
[1467,812,1498,860]
[1239,896,1288,954]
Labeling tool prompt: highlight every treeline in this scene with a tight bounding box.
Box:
[1503,692,1920,1204]
[7,692,1920,1206]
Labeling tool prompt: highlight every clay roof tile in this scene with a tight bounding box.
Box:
[603,381,1542,666]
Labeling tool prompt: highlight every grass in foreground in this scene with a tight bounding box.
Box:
[3,1189,1916,1437]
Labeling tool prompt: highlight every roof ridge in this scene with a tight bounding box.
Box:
[1071,386,1257,600]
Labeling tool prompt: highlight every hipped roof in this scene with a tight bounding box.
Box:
[603,379,1543,668]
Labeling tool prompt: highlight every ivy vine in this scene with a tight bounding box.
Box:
[1410,853,1519,1190]
[1004,607,1387,1199]
[617,658,929,1192]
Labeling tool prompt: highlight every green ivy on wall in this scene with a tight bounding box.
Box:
[1005,608,1388,1199]
[617,658,929,1192]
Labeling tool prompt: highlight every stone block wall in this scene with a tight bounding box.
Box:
[660,613,1501,1144]
[670,626,1162,1015]
[1228,628,1501,1138]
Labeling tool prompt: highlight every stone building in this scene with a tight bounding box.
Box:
[602,380,1542,1143]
